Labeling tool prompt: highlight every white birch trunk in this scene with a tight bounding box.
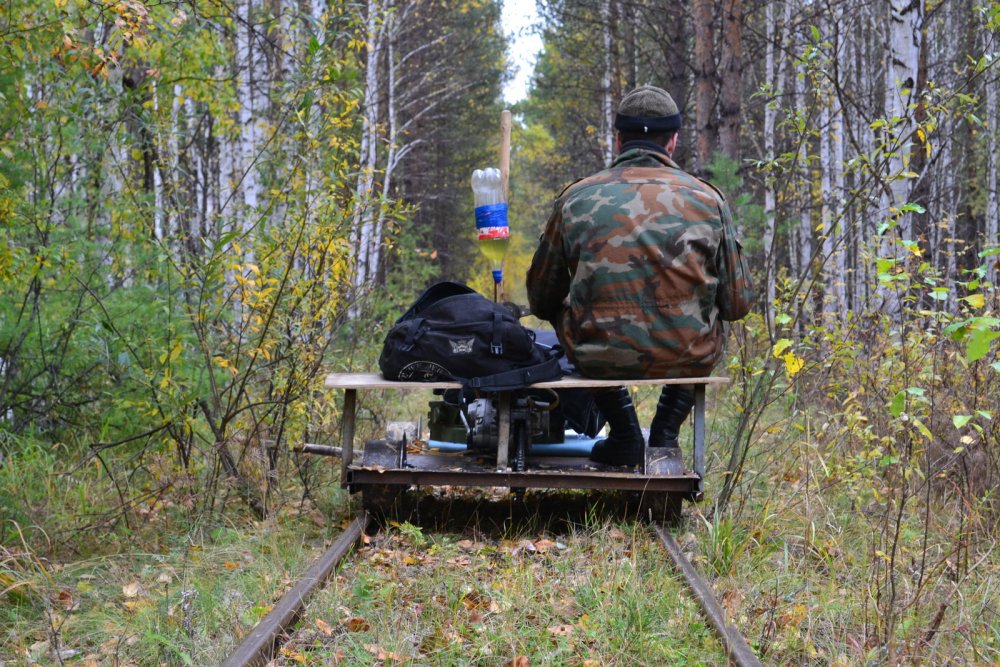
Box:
[820,95,833,320]
[879,0,923,316]
[761,0,783,332]
[795,56,812,284]
[856,3,878,311]
[351,0,384,312]
[984,47,999,286]
[601,0,614,167]
[237,0,261,269]
[831,97,846,322]
[823,4,846,324]
[150,79,164,242]
[374,10,400,274]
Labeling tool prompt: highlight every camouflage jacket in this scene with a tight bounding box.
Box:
[526,145,755,380]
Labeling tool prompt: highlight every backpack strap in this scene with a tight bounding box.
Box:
[399,318,425,352]
[462,353,564,392]
[491,311,503,355]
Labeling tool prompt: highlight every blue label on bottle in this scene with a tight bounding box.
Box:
[474,203,508,229]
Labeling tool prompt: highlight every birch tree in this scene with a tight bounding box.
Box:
[351,0,387,308]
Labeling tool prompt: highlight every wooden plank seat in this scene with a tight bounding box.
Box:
[324,372,729,499]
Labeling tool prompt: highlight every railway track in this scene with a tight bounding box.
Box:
[222,507,762,667]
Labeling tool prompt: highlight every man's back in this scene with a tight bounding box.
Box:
[527,146,751,380]
[525,84,753,466]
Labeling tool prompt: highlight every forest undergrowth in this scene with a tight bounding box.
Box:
[2,290,999,665]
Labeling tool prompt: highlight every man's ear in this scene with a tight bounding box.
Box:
[615,133,622,152]
[666,134,679,156]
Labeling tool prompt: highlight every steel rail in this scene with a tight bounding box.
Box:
[653,523,763,667]
[221,513,368,667]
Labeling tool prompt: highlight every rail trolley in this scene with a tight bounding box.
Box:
[324,372,728,522]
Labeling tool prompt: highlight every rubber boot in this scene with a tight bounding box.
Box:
[647,386,695,449]
[588,387,645,467]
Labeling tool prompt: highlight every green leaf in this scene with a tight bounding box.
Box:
[889,391,906,418]
[899,202,926,213]
[967,329,1000,362]
[942,321,969,340]
[905,386,925,397]
[912,418,933,441]
[977,410,993,421]
[953,415,972,429]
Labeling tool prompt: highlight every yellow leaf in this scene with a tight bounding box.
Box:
[279,648,307,663]
[315,618,334,636]
[122,582,140,598]
[783,352,805,377]
[962,293,985,309]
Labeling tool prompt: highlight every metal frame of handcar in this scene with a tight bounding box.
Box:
[325,373,729,506]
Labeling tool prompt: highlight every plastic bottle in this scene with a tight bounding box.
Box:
[471,167,509,285]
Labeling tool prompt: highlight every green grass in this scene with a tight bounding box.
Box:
[283,516,726,666]
[4,378,1000,666]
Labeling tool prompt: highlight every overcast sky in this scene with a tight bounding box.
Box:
[501,0,543,104]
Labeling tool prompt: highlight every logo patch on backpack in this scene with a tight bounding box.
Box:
[449,338,475,354]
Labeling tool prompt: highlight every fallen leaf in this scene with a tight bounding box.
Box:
[280,647,308,663]
[506,657,530,667]
[315,618,334,636]
[721,588,744,619]
[547,624,574,638]
[57,588,78,611]
[608,528,626,540]
[122,582,140,598]
[344,616,371,632]
[457,539,475,551]
[364,644,404,662]
[534,539,556,552]
[460,591,492,610]
[223,561,240,570]
[512,540,537,556]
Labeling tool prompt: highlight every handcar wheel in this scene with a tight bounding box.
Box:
[635,492,683,526]
[361,483,404,518]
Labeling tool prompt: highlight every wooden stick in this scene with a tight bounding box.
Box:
[498,109,512,302]
[500,109,512,203]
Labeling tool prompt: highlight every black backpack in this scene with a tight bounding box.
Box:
[378,282,564,391]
